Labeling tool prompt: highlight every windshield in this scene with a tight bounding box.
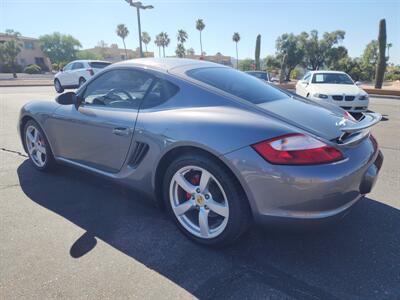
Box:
[312,73,354,85]
[187,67,287,104]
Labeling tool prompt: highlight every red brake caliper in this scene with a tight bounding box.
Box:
[186,174,200,200]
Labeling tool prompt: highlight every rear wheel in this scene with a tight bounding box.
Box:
[54,79,64,93]
[24,120,56,171]
[163,154,251,246]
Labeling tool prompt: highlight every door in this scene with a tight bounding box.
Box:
[50,68,154,173]
[58,62,74,86]
[296,72,311,97]
[70,61,85,85]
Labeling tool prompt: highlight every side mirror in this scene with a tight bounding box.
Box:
[56,92,83,109]
[355,81,362,86]
[60,68,64,72]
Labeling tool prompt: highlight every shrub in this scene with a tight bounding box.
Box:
[51,63,59,71]
[24,64,42,74]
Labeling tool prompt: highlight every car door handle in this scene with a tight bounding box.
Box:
[112,127,131,136]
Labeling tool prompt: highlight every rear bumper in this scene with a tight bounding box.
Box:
[224,137,383,224]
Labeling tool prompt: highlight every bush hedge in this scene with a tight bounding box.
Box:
[24,64,42,74]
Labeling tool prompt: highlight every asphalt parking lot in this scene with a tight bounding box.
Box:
[1,86,399,299]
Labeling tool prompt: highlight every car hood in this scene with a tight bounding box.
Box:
[256,97,348,140]
[311,84,364,95]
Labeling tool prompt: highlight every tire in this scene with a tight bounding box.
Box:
[23,120,56,172]
[163,153,251,247]
[78,77,86,87]
[54,79,64,93]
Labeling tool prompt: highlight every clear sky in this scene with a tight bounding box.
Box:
[2,0,400,64]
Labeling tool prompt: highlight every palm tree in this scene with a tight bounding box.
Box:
[176,29,188,58]
[175,43,185,58]
[177,29,188,44]
[116,24,129,59]
[141,31,151,55]
[154,34,162,57]
[232,32,240,69]
[159,32,170,58]
[196,19,205,56]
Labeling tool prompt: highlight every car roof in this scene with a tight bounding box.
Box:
[114,57,226,72]
[71,60,111,64]
[310,70,347,74]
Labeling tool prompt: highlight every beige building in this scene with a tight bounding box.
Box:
[0,34,52,71]
[176,52,233,67]
[84,45,154,63]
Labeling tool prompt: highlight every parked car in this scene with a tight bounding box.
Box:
[19,58,383,246]
[245,71,270,82]
[54,60,111,93]
[295,70,369,112]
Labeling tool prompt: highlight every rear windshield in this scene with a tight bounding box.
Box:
[187,67,287,104]
[89,62,111,69]
[312,73,353,84]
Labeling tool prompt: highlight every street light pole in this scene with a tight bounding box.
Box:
[125,0,153,58]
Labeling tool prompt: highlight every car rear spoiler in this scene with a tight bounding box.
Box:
[340,112,382,133]
[337,112,382,144]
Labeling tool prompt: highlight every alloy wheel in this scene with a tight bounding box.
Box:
[25,125,47,167]
[169,166,229,239]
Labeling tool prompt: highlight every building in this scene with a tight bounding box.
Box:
[0,34,52,71]
[174,52,233,67]
[83,45,154,63]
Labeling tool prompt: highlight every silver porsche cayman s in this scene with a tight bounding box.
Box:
[18,58,383,246]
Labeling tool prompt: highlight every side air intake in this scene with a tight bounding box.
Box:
[128,142,149,168]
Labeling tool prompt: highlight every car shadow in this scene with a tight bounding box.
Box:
[17,160,400,299]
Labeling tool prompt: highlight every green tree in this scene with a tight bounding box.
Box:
[154,34,162,57]
[158,32,170,57]
[116,24,129,59]
[196,19,205,56]
[299,30,345,70]
[375,19,387,88]
[325,46,348,70]
[39,32,81,64]
[141,31,151,55]
[276,33,304,80]
[255,34,261,70]
[76,50,103,60]
[0,29,22,78]
[361,40,378,81]
[175,43,185,58]
[177,29,188,44]
[263,55,280,72]
[238,58,254,71]
[176,29,188,58]
[232,32,240,69]
[186,47,195,56]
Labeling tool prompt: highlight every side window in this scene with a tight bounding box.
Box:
[63,63,73,71]
[72,62,84,70]
[82,69,154,109]
[141,79,179,108]
[303,73,311,82]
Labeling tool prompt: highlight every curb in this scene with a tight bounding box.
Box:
[0,83,53,87]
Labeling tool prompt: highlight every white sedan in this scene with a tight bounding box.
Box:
[295,71,369,112]
[54,60,111,93]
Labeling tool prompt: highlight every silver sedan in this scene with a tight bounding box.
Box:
[18,58,383,246]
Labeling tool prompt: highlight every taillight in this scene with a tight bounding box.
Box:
[87,68,94,76]
[252,134,343,165]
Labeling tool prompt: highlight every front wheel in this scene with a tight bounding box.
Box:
[24,120,56,171]
[163,154,251,246]
[54,79,64,93]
